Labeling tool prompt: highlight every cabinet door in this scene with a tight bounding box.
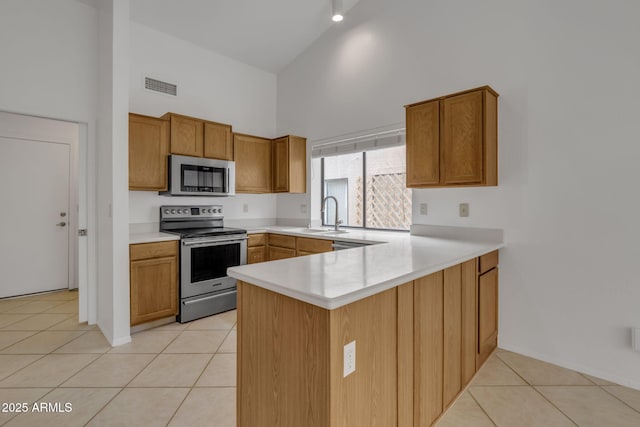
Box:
[441,90,484,185]
[128,114,169,191]
[272,137,289,193]
[130,256,178,326]
[414,271,443,426]
[443,264,462,408]
[406,100,440,187]
[247,246,266,264]
[268,246,296,261]
[234,133,272,193]
[169,115,204,157]
[204,121,233,160]
[478,267,498,367]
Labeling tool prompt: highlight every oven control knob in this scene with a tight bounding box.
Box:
[182,209,189,214]
[207,209,212,213]
[170,209,176,214]
[216,209,221,213]
[164,209,169,214]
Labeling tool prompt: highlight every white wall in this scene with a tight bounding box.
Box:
[96,0,131,346]
[0,0,98,324]
[277,0,640,388]
[128,22,279,224]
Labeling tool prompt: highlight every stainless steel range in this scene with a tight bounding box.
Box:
[160,205,247,323]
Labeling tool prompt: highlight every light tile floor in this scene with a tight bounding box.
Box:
[2,290,640,426]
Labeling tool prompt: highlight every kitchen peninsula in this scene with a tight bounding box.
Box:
[228,227,502,427]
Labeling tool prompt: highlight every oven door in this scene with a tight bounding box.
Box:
[181,235,247,299]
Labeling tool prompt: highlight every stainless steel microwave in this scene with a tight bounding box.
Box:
[160,155,236,196]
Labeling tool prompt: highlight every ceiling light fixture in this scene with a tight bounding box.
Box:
[331,0,344,22]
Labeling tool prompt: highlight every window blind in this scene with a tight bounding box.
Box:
[311,127,405,158]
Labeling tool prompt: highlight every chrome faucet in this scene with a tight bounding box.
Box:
[321,196,343,231]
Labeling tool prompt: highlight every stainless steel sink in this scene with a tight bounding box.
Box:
[292,228,349,235]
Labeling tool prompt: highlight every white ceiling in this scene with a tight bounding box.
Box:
[129,0,362,73]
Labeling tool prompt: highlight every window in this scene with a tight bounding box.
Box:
[321,145,412,231]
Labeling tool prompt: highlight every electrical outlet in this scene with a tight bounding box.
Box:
[420,203,428,215]
[343,341,356,377]
[243,204,248,213]
[459,203,469,217]
[300,204,307,214]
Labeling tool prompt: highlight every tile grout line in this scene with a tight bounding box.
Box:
[598,384,640,416]
[466,387,499,427]
[530,385,580,426]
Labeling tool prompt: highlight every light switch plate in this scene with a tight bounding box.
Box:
[300,204,307,214]
[344,341,356,377]
[243,204,249,213]
[633,328,640,351]
[459,203,469,217]
[420,203,428,215]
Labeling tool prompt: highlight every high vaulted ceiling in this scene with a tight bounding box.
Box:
[129,0,362,73]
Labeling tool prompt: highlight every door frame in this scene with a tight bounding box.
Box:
[0,111,94,323]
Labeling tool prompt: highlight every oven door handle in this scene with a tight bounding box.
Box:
[182,237,248,247]
[183,290,236,305]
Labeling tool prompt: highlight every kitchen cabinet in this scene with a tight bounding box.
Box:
[295,236,333,256]
[234,133,273,193]
[477,251,499,367]
[161,112,233,160]
[273,135,307,193]
[238,251,498,427]
[405,86,498,187]
[128,113,169,191]
[247,234,266,264]
[267,233,296,261]
[129,241,178,326]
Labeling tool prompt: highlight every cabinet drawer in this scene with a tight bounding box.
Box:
[268,246,296,261]
[248,233,266,247]
[130,241,178,261]
[296,237,333,253]
[248,246,266,264]
[478,250,499,274]
[268,234,296,249]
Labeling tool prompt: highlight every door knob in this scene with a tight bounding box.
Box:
[56,222,67,227]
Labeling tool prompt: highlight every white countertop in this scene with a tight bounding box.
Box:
[129,231,180,245]
[228,226,503,310]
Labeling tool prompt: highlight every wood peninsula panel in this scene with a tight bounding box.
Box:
[414,271,444,426]
[443,265,462,408]
[329,287,398,427]
[397,282,414,427]
[203,121,233,160]
[406,100,440,187]
[237,282,330,427]
[479,250,499,274]
[128,113,169,191]
[461,259,478,385]
[478,267,499,367]
[234,133,272,193]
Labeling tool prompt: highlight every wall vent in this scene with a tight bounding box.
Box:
[144,77,177,96]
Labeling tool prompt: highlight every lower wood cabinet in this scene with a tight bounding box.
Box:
[129,241,178,326]
[247,234,266,264]
[477,256,499,367]
[251,233,335,262]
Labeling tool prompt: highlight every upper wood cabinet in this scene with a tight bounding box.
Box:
[204,121,233,160]
[129,113,169,191]
[405,86,498,188]
[273,135,306,193]
[161,112,232,160]
[163,113,204,157]
[234,133,272,193]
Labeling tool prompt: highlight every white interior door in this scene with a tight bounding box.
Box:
[0,137,70,298]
